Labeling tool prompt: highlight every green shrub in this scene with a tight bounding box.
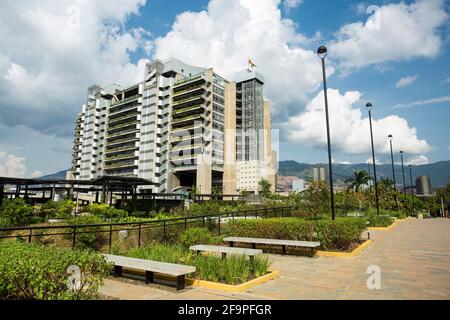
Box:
[224,217,367,251]
[0,241,112,300]
[0,198,33,227]
[39,200,75,219]
[66,215,106,250]
[55,200,75,219]
[180,227,212,248]
[88,204,128,219]
[365,213,394,227]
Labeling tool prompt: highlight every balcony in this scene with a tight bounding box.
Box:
[172,104,204,117]
[173,75,204,89]
[104,145,137,155]
[104,161,137,170]
[109,104,139,117]
[107,120,139,132]
[106,129,139,139]
[172,94,206,108]
[171,123,203,134]
[172,114,204,127]
[104,153,137,162]
[108,112,138,124]
[111,94,140,107]
[172,85,205,99]
[106,136,139,147]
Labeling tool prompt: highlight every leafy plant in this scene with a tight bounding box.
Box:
[180,227,213,248]
[345,170,372,192]
[258,178,272,198]
[66,215,106,250]
[0,198,33,227]
[0,241,112,300]
[88,204,128,219]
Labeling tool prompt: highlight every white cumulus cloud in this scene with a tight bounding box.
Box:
[395,75,418,88]
[0,0,151,136]
[285,88,431,156]
[329,0,448,72]
[405,155,429,165]
[154,0,327,118]
[0,151,26,177]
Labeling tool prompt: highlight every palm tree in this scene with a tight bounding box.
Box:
[345,170,373,192]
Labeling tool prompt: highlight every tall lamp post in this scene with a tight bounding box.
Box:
[388,135,398,210]
[409,165,414,214]
[400,151,407,214]
[366,102,379,214]
[317,45,335,220]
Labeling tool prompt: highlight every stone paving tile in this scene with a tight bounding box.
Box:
[100,219,450,300]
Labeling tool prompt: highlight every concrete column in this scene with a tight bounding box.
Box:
[223,82,237,195]
[196,154,212,194]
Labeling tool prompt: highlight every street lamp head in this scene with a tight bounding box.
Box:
[400,150,404,154]
[366,102,373,111]
[317,46,328,59]
[388,134,393,140]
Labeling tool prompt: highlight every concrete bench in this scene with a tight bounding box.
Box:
[189,245,262,261]
[103,254,196,290]
[223,237,320,256]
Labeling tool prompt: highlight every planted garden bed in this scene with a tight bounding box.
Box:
[122,243,273,285]
[223,217,368,252]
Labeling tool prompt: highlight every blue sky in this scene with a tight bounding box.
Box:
[0,0,449,177]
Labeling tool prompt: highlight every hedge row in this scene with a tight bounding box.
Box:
[0,241,112,300]
[224,218,367,251]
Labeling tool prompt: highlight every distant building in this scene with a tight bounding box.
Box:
[292,178,306,192]
[416,175,432,196]
[313,165,326,181]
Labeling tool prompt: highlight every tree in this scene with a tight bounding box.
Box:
[345,170,372,192]
[258,178,272,198]
[302,180,330,219]
[379,177,394,190]
[436,183,450,206]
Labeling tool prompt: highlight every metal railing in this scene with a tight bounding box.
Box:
[0,206,296,252]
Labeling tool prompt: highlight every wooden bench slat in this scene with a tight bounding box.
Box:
[189,245,262,256]
[103,254,196,276]
[223,237,320,248]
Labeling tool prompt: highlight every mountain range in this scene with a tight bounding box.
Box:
[278,160,450,188]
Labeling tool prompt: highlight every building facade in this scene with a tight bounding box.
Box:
[313,165,326,181]
[69,58,276,194]
[416,175,432,196]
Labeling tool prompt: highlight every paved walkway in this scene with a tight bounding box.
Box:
[100,218,450,300]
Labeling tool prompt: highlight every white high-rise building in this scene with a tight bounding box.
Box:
[69,58,276,194]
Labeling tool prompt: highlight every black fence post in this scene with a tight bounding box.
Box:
[163,221,166,237]
[138,224,141,248]
[28,228,32,243]
[72,227,76,249]
[218,214,221,236]
[109,225,113,253]
[184,218,187,230]
[202,216,205,227]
